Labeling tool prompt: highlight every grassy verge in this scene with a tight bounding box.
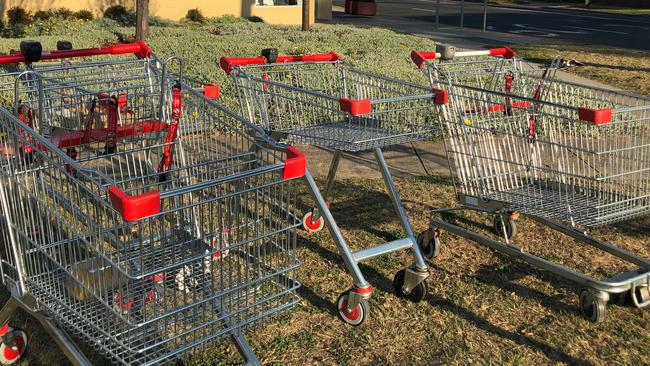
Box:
[514,45,650,96]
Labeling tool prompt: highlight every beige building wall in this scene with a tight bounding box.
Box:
[1,0,332,24]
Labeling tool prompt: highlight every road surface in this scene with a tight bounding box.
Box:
[331,0,650,50]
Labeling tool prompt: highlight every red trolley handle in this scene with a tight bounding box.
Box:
[411,47,516,69]
[0,41,152,65]
[220,52,342,74]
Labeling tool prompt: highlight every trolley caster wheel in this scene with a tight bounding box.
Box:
[393,269,427,302]
[493,215,518,240]
[579,290,607,323]
[337,291,369,326]
[417,229,441,260]
[302,211,325,233]
[0,326,27,365]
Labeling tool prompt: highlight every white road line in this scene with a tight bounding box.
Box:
[513,23,586,35]
[412,7,438,13]
[565,26,628,34]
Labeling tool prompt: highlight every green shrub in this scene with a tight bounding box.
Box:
[209,14,244,24]
[185,8,206,23]
[7,7,32,26]
[149,16,173,27]
[50,7,74,19]
[33,10,51,20]
[103,5,134,25]
[73,10,94,21]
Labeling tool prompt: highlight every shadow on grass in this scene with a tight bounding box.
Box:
[424,292,593,366]
[612,215,650,238]
[299,231,593,366]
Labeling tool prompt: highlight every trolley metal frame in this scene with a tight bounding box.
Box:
[221,51,447,325]
[411,45,650,322]
[0,48,305,365]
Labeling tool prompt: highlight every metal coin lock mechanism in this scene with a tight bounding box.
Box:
[261,48,278,63]
[19,41,43,63]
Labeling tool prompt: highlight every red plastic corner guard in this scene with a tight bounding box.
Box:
[108,187,161,222]
[203,84,220,99]
[283,146,307,180]
[578,107,612,125]
[489,47,517,59]
[411,51,436,69]
[432,88,449,105]
[339,98,372,115]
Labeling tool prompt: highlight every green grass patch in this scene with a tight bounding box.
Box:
[514,44,650,96]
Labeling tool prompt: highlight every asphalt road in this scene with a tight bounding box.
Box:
[331,0,650,50]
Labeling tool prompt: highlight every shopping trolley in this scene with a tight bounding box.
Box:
[0,41,207,137]
[411,45,650,322]
[0,56,305,365]
[221,50,448,325]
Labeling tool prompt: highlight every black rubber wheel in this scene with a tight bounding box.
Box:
[417,230,441,260]
[579,289,607,323]
[493,215,518,240]
[336,291,369,326]
[393,269,427,302]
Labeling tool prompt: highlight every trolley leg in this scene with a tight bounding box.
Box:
[31,311,92,366]
[311,150,341,223]
[303,169,370,290]
[230,329,261,366]
[373,148,428,271]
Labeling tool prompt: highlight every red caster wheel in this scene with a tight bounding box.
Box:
[336,291,370,326]
[302,211,325,233]
[0,325,27,365]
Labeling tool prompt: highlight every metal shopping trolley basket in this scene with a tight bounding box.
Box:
[0,41,211,138]
[411,45,650,322]
[0,59,305,365]
[221,50,448,325]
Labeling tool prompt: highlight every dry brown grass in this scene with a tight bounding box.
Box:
[514,45,650,97]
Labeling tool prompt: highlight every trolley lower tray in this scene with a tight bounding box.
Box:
[282,121,435,152]
[489,183,650,226]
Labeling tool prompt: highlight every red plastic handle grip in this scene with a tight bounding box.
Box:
[220,52,342,74]
[411,47,516,68]
[410,51,437,69]
[0,41,152,65]
[488,47,517,59]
